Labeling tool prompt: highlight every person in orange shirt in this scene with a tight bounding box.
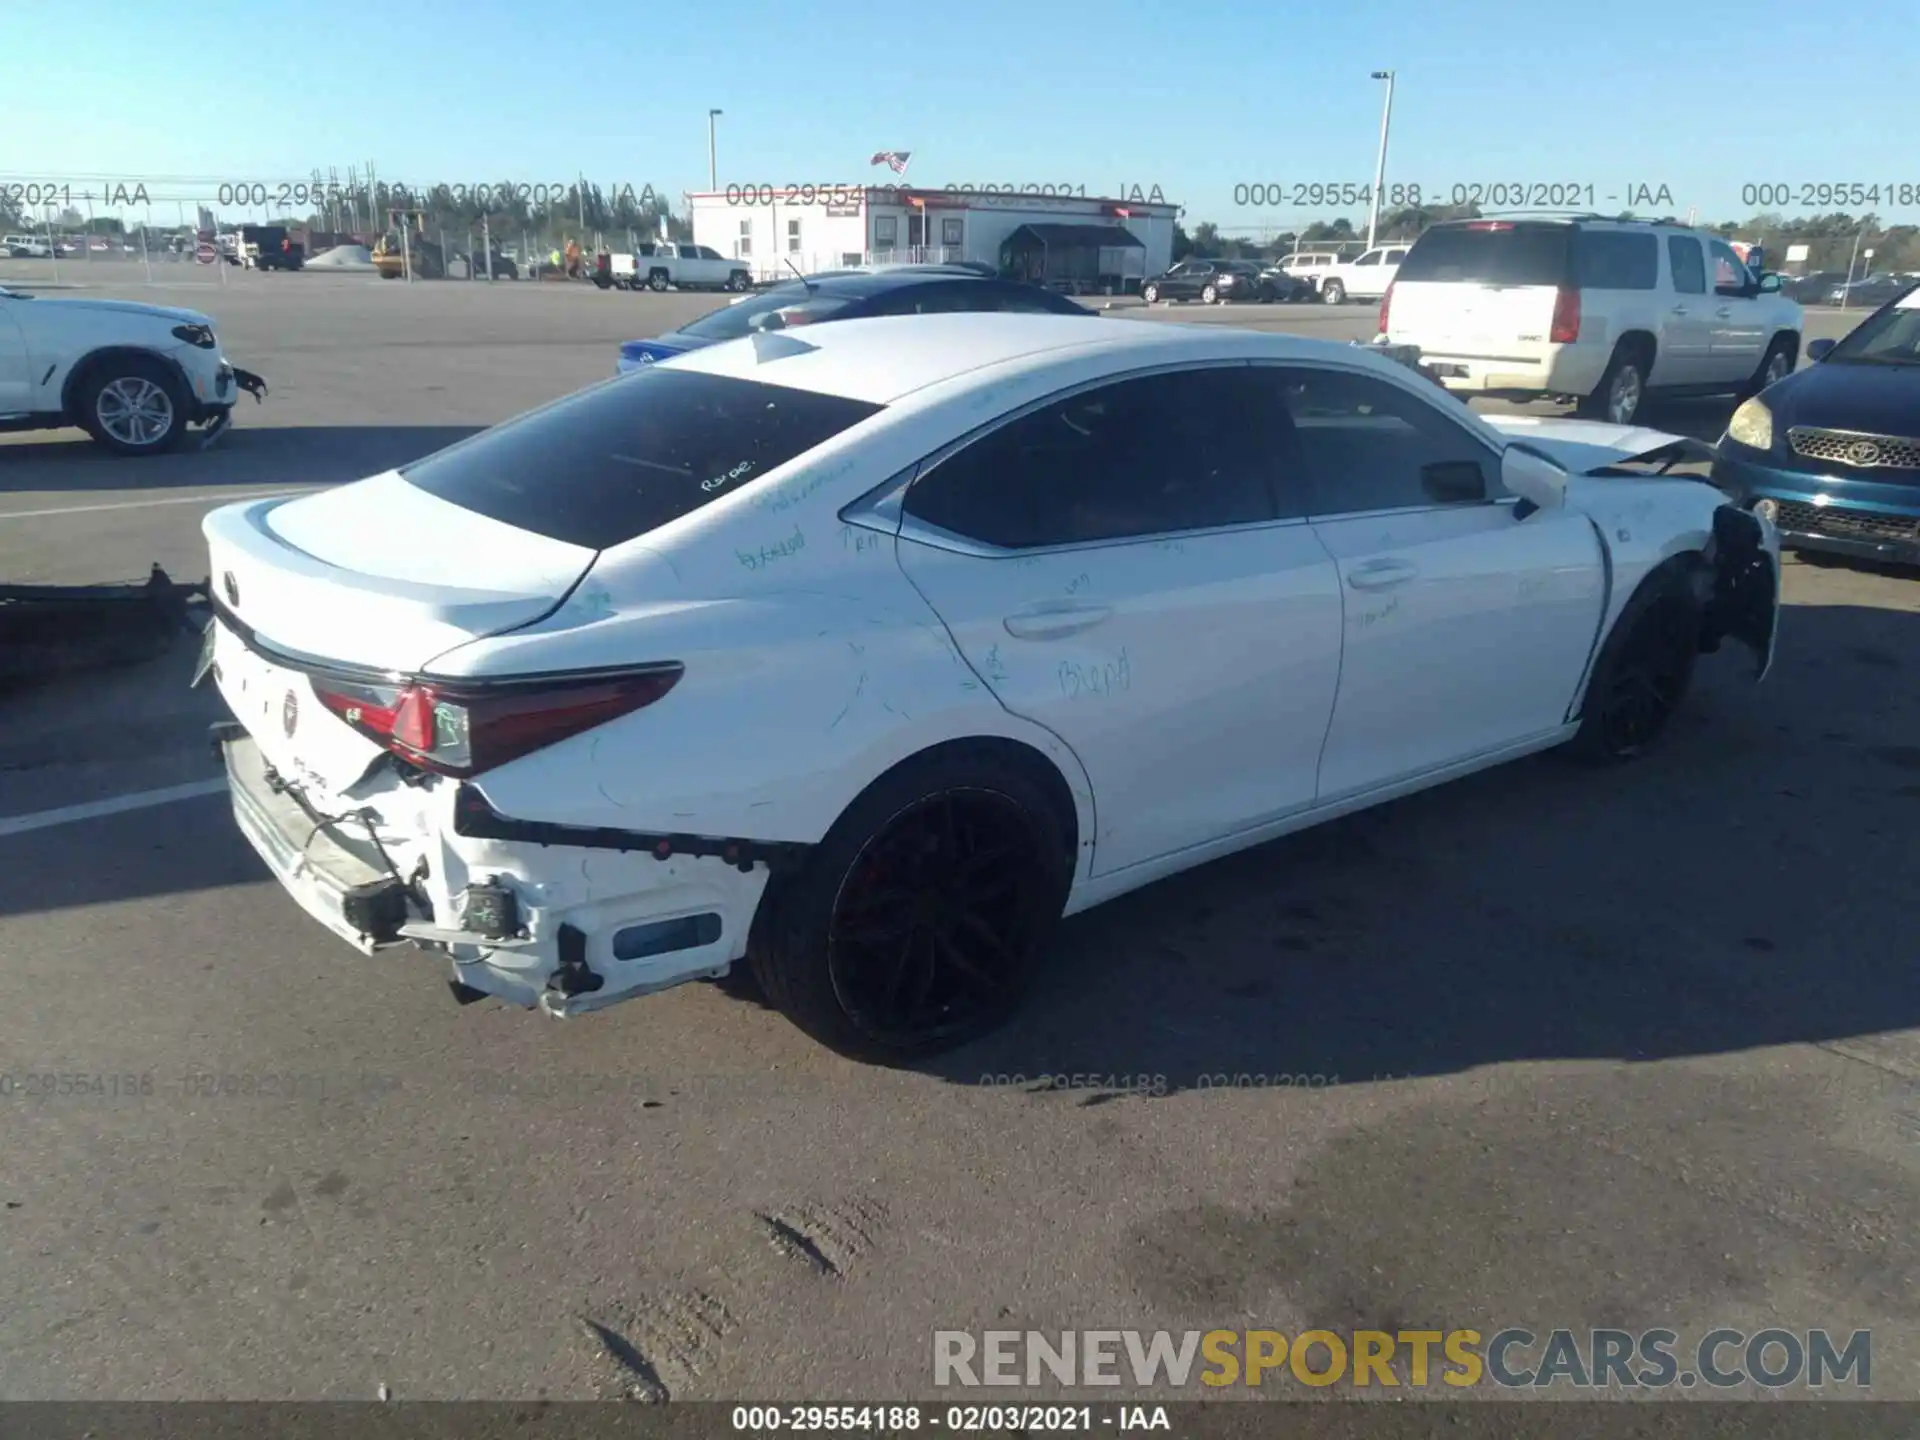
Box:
[564,237,582,278]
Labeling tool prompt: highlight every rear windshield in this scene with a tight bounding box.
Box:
[402,370,883,549]
[677,285,861,341]
[1395,224,1572,286]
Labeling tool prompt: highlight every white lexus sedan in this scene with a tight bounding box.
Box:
[199,315,1780,1061]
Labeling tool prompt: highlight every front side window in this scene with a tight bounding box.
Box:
[1353,250,1381,267]
[1255,366,1499,516]
[1709,240,1751,293]
[903,369,1294,549]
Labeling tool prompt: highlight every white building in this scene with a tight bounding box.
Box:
[686,185,1179,293]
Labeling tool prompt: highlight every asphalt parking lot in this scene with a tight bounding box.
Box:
[2,264,1918,1409]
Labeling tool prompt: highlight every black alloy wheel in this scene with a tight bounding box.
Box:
[1581,586,1699,760]
[824,789,1048,1050]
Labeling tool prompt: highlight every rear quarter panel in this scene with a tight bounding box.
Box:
[431,380,1104,875]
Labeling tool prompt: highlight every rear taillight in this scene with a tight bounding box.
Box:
[312,666,683,778]
[1378,281,1393,334]
[1549,285,1581,344]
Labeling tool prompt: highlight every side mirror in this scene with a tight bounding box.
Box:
[1501,443,1569,514]
[1757,272,1782,294]
[1421,460,1486,504]
[1807,338,1836,362]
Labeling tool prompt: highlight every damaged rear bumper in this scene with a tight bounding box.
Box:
[212,722,780,1018]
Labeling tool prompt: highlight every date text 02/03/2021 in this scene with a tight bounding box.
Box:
[1229,181,1677,210]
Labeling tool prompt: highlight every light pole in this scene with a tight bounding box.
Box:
[708,109,723,192]
[1365,69,1395,251]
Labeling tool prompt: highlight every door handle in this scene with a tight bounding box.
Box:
[1671,305,1690,315]
[1003,602,1112,640]
[1715,307,1732,318]
[1346,559,1417,591]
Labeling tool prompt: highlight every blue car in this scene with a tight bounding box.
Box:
[1714,281,1920,566]
[616,269,1090,373]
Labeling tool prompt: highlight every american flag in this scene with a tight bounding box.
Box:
[869,150,912,175]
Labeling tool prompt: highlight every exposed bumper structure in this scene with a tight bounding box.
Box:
[211,715,784,1018]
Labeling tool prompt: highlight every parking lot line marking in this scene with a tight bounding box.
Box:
[0,486,317,521]
[0,779,228,839]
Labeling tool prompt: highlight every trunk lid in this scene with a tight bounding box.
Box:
[204,473,598,795]
[203,471,597,674]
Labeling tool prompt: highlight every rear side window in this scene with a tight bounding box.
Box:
[1574,231,1658,290]
[1395,224,1572,286]
[402,370,883,550]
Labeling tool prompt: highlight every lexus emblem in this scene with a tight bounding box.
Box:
[1844,440,1883,467]
[282,689,299,738]
[222,571,240,606]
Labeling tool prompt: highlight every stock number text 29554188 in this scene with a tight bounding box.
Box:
[1741,182,1920,209]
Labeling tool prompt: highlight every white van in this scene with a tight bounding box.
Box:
[4,235,54,259]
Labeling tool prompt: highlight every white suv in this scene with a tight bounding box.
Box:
[0,286,266,454]
[5,234,54,259]
[1380,217,1803,425]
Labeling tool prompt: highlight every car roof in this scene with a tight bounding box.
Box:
[659,312,1422,406]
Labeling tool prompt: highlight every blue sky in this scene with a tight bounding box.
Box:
[9,0,1917,230]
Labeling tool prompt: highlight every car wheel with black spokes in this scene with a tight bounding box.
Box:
[749,751,1072,1062]
[1566,561,1703,764]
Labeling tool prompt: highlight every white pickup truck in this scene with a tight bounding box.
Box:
[1313,243,1410,304]
[613,242,753,293]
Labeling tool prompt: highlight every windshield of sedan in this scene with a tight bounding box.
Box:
[401,368,882,548]
[1825,290,1920,365]
[676,284,860,341]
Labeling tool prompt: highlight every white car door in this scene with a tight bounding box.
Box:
[1705,237,1767,379]
[1659,235,1717,386]
[893,365,1345,877]
[1252,362,1607,799]
[0,296,30,414]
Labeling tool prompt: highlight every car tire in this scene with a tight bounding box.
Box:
[1142,283,1159,304]
[1564,559,1702,765]
[1321,279,1346,304]
[728,270,751,292]
[1201,283,1218,304]
[77,355,190,456]
[649,270,670,292]
[1578,343,1649,425]
[747,749,1072,1063]
[1742,336,1797,399]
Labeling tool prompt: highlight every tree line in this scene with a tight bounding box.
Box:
[0,179,690,249]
